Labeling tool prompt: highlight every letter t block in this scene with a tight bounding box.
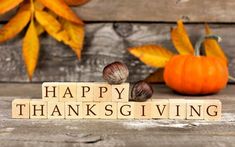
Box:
[12,99,30,119]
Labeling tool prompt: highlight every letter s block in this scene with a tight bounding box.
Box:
[118,102,134,119]
[42,82,59,101]
[12,99,30,119]
[112,83,129,102]
[204,100,222,121]
[100,102,117,119]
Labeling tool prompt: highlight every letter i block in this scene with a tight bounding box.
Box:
[100,102,118,119]
[112,83,129,102]
[151,99,169,119]
[82,102,100,119]
[169,99,186,119]
[186,100,204,120]
[42,82,59,101]
[93,83,112,102]
[48,102,65,119]
[65,102,83,119]
[204,100,222,121]
[118,102,134,119]
[30,100,48,119]
[77,83,94,102]
[59,83,77,102]
[134,102,152,119]
[12,99,30,119]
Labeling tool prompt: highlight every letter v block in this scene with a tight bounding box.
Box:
[48,102,65,119]
[151,99,169,119]
[186,100,204,120]
[12,99,30,119]
[83,102,100,119]
[93,83,112,102]
[30,100,48,119]
[204,100,222,121]
[42,82,59,101]
[112,83,129,102]
[65,102,83,119]
[169,99,186,119]
[59,83,77,102]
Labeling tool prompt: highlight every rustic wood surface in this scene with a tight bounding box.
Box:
[0,23,234,82]
[1,0,235,22]
[0,84,234,147]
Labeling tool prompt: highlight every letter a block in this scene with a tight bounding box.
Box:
[93,83,112,102]
[42,82,59,101]
[151,99,169,119]
[112,83,129,102]
[65,102,83,119]
[118,102,134,119]
[169,99,186,119]
[204,100,222,121]
[59,83,77,102]
[186,100,204,120]
[48,102,65,119]
[30,100,48,119]
[134,102,152,119]
[12,99,30,119]
[77,83,94,102]
[82,102,100,119]
[100,102,117,119]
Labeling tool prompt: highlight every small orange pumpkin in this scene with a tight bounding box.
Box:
[164,35,228,95]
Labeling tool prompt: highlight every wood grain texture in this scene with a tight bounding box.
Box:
[0,23,234,82]
[0,84,235,146]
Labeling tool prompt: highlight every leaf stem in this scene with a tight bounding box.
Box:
[229,75,235,82]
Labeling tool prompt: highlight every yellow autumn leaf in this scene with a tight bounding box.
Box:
[129,45,174,68]
[0,0,23,15]
[0,3,31,43]
[22,20,40,80]
[38,0,84,25]
[171,20,194,55]
[204,24,228,64]
[144,68,165,83]
[64,0,90,6]
[35,21,44,35]
[34,0,45,11]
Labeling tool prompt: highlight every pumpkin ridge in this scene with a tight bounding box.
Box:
[180,55,190,94]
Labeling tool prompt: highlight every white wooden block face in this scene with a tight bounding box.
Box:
[169,99,186,119]
[204,100,222,121]
[65,102,83,119]
[42,82,59,101]
[59,83,77,102]
[82,102,100,119]
[77,83,94,102]
[12,99,30,119]
[186,100,204,120]
[151,99,169,119]
[30,100,48,119]
[93,83,112,102]
[112,83,129,102]
[100,102,117,119]
[118,102,134,119]
[48,102,65,119]
[134,102,152,119]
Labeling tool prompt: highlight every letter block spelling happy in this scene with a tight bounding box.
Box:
[42,82,59,101]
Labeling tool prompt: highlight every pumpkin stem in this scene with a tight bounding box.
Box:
[229,75,235,82]
[194,35,222,56]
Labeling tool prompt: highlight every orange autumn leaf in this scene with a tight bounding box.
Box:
[34,0,45,11]
[171,20,194,55]
[204,24,228,64]
[0,3,31,43]
[22,20,40,80]
[129,45,174,68]
[0,0,23,15]
[38,0,84,25]
[64,0,90,6]
[144,68,165,83]
[35,21,44,35]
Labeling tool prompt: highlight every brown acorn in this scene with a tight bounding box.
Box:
[131,81,153,102]
[103,61,129,84]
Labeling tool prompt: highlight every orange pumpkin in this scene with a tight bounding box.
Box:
[164,35,228,95]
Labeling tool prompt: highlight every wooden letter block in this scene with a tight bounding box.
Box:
[48,102,65,119]
[151,99,169,119]
[77,83,94,102]
[204,100,222,121]
[186,100,204,120]
[83,102,100,119]
[134,102,152,119]
[169,99,186,119]
[93,83,112,102]
[59,82,77,102]
[12,99,30,119]
[42,82,59,101]
[100,102,118,119]
[30,100,48,119]
[112,83,129,102]
[65,102,83,119]
[118,102,134,119]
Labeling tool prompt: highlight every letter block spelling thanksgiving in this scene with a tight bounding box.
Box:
[12,82,222,120]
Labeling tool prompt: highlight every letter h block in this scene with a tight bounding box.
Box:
[42,82,59,101]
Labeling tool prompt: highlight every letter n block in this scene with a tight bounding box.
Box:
[100,102,117,119]
[42,82,59,101]
[134,102,152,119]
[186,100,204,120]
[12,99,30,119]
[77,83,94,102]
[169,99,186,119]
[82,102,100,119]
[204,100,222,121]
[65,102,83,119]
[118,102,134,119]
[112,83,129,102]
[48,102,65,119]
[59,83,77,102]
[151,99,169,119]
[30,100,48,119]
[93,83,112,102]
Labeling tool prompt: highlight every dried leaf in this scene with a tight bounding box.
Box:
[0,3,31,43]
[34,0,45,11]
[0,0,23,15]
[129,45,174,68]
[35,21,44,35]
[144,68,165,83]
[204,24,228,64]
[171,20,194,55]
[22,20,40,80]
[64,0,90,6]
[38,0,84,24]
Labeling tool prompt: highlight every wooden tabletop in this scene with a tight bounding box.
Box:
[0,83,235,147]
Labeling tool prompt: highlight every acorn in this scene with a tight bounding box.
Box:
[103,61,129,84]
[131,81,153,102]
